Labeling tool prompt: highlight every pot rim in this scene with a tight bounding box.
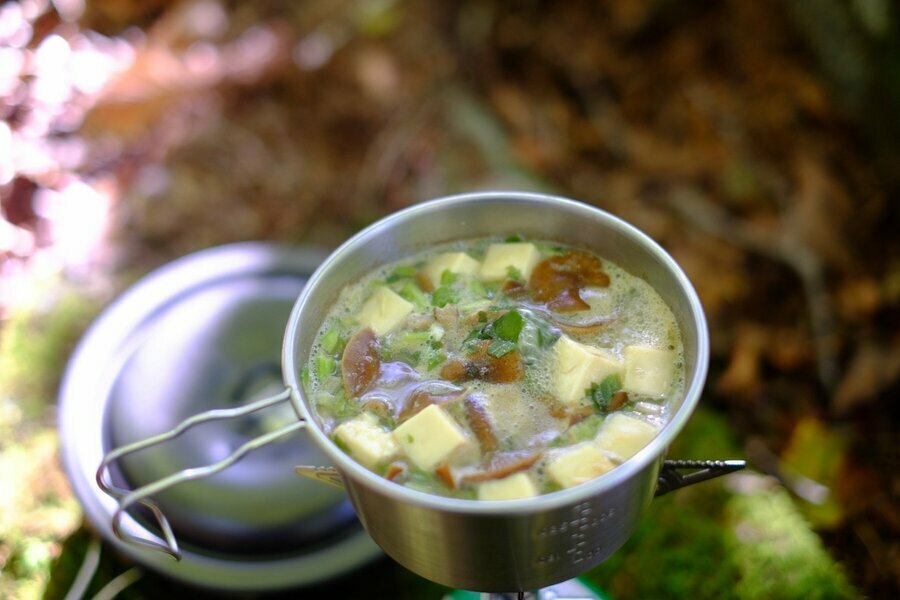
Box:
[283,190,709,514]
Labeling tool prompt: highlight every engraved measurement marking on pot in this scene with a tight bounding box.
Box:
[534,502,616,565]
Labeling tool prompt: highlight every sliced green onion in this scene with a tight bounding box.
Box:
[386,265,418,282]
[431,285,457,308]
[525,312,560,348]
[550,414,605,447]
[426,350,447,370]
[440,269,457,285]
[588,373,622,411]
[316,354,335,380]
[300,365,311,391]
[320,327,343,355]
[487,339,517,358]
[399,280,428,310]
[317,389,358,418]
[469,279,488,299]
[399,330,432,345]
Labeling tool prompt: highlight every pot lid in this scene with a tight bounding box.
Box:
[59,242,380,591]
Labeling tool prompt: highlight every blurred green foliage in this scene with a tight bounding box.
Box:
[0,286,102,600]
[586,408,859,599]
[0,286,102,437]
[726,488,858,600]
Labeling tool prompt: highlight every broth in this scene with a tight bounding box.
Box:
[303,237,684,499]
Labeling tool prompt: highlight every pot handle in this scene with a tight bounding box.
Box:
[96,388,305,560]
[654,459,746,497]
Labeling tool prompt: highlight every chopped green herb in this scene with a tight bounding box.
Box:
[588,373,623,411]
[461,338,483,353]
[469,278,488,299]
[300,365,311,391]
[492,309,524,342]
[316,354,335,380]
[337,314,358,329]
[523,311,560,348]
[541,481,564,494]
[505,234,524,243]
[537,243,566,255]
[535,325,559,348]
[487,339,517,358]
[426,350,447,369]
[462,309,525,355]
[398,330,431,345]
[406,434,414,443]
[320,327,344,355]
[398,280,428,310]
[386,265,418,282]
[432,285,457,308]
[316,389,358,418]
[550,414,606,447]
[464,309,524,344]
[440,269,457,285]
[462,322,489,346]
[506,266,523,281]
[404,467,439,493]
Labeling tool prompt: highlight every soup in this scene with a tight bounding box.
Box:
[302,237,684,500]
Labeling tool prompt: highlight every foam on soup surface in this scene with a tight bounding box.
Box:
[303,238,684,499]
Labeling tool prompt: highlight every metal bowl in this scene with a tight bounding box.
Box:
[282,191,710,591]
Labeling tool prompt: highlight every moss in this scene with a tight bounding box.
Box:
[725,487,859,600]
[584,408,860,599]
[0,428,82,599]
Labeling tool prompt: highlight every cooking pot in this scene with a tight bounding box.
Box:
[96,191,743,593]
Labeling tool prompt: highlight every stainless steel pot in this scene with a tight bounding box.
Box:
[96,191,742,593]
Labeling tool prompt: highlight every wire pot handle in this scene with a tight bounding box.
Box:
[654,459,746,497]
[96,388,304,560]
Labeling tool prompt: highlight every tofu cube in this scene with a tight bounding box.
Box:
[546,443,616,489]
[554,335,623,404]
[392,404,469,471]
[356,286,414,336]
[594,413,660,462]
[623,345,675,397]
[422,252,481,288]
[479,243,542,281]
[477,472,539,500]
[333,413,399,470]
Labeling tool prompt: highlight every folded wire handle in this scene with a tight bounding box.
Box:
[96,388,304,560]
[654,459,746,497]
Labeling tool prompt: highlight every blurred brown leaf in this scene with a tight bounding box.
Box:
[833,339,900,414]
